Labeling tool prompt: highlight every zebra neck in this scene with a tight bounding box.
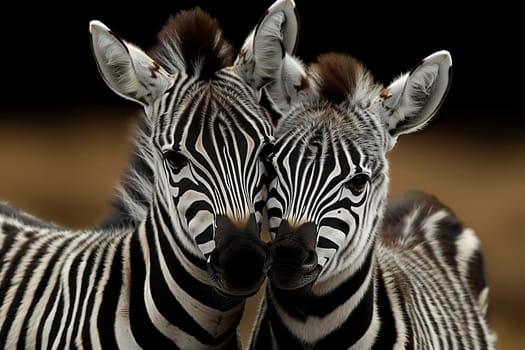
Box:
[121,202,244,348]
[265,249,384,348]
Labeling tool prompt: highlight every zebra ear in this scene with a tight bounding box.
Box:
[234,0,306,117]
[379,50,452,149]
[90,20,172,107]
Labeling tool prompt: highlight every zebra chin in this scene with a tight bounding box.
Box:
[267,221,323,292]
[207,215,272,298]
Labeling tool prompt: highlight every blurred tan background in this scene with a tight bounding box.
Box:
[0,106,523,349]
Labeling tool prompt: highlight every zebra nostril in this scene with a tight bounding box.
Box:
[209,252,226,273]
[263,244,273,273]
[272,239,311,265]
[303,250,317,266]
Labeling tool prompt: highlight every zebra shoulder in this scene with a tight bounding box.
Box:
[379,191,489,314]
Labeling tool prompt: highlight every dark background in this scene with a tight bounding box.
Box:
[0,0,521,121]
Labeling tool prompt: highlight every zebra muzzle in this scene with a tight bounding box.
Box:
[268,221,322,291]
[207,215,272,298]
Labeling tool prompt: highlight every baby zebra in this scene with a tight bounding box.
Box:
[0,1,299,349]
[249,51,496,349]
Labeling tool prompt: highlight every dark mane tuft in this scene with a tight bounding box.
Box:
[315,53,365,104]
[150,7,233,80]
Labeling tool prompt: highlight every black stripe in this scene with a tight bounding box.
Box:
[16,238,51,347]
[81,243,112,349]
[155,208,234,311]
[185,200,212,222]
[8,238,49,349]
[372,269,397,349]
[157,202,207,270]
[319,218,349,236]
[316,284,374,349]
[347,140,362,173]
[417,237,474,348]
[35,269,61,350]
[267,207,282,221]
[392,270,414,349]
[317,236,338,250]
[69,251,96,348]
[14,235,73,349]
[267,277,375,349]
[1,222,21,235]
[48,282,65,346]
[406,253,448,348]
[266,299,305,349]
[172,178,202,206]
[273,248,373,318]
[127,228,175,349]
[248,304,273,350]
[154,205,241,315]
[436,214,463,270]
[147,220,240,346]
[167,79,199,147]
[0,237,35,345]
[96,239,124,349]
[254,199,266,215]
[56,243,88,349]
[194,225,213,245]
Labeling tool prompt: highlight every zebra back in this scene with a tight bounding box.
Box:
[380,191,491,316]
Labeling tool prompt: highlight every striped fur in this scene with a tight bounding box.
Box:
[0,2,299,348]
[250,52,495,349]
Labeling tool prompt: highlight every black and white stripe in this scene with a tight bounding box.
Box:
[250,51,495,349]
[1,1,299,348]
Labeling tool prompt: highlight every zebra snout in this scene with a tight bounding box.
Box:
[208,215,271,298]
[268,221,322,292]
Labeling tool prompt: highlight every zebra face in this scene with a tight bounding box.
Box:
[264,50,452,293]
[152,75,275,297]
[266,107,388,291]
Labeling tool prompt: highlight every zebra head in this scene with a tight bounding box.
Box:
[266,51,452,292]
[89,0,298,297]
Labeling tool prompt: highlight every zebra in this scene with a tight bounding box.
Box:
[0,1,300,348]
[248,50,496,349]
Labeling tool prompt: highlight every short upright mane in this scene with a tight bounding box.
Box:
[315,53,379,104]
[150,7,234,80]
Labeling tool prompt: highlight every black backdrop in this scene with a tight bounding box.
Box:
[0,0,520,121]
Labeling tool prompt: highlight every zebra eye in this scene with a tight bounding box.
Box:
[345,173,369,195]
[164,150,188,173]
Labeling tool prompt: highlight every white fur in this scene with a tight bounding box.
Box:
[90,20,172,107]
[377,51,452,150]
[233,0,307,117]
[272,266,374,343]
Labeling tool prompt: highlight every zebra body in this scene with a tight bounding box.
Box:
[0,210,243,349]
[249,50,495,349]
[0,1,299,348]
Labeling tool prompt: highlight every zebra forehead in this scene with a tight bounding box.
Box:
[155,82,272,149]
[312,53,381,105]
[149,7,233,80]
[278,108,383,158]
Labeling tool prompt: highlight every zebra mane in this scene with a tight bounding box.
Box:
[312,53,381,105]
[149,7,234,80]
[97,114,154,229]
